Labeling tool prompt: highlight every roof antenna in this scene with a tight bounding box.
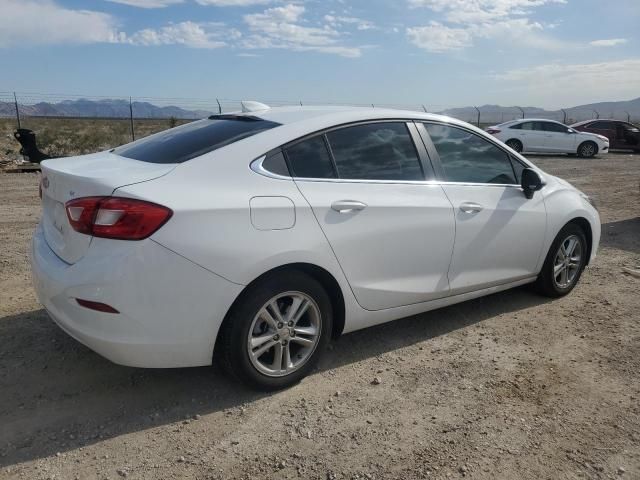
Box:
[241,101,270,113]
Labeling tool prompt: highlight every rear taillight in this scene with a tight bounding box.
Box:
[486,128,501,135]
[65,196,172,240]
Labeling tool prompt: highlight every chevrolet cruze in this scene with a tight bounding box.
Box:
[31,103,601,390]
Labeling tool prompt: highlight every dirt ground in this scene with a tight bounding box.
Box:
[1,153,639,480]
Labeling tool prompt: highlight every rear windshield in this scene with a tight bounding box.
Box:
[113,116,280,164]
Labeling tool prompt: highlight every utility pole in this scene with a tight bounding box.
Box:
[129,97,135,141]
[13,92,21,129]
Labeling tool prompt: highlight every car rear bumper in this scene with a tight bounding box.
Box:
[30,223,243,368]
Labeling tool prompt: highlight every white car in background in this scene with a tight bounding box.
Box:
[31,104,601,390]
[486,119,609,157]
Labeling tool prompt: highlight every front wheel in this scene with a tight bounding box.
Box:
[535,224,588,297]
[216,271,332,391]
[577,141,597,158]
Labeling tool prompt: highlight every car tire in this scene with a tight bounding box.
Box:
[577,141,597,158]
[534,223,588,298]
[216,270,333,391]
[505,139,523,153]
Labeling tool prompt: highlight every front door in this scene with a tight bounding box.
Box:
[421,122,547,294]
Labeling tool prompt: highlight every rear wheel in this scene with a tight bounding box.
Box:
[217,271,332,391]
[577,141,597,158]
[535,224,587,297]
[506,139,523,153]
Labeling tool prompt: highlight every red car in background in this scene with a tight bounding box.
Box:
[571,119,640,152]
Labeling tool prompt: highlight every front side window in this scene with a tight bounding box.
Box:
[424,123,517,185]
[285,136,336,179]
[114,116,280,164]
[326,123,423,181]
[542,122,570,133]
[588,121,614,130]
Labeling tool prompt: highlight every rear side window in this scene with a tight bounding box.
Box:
[114,116,280,164]
[424,123,517,185]
[285,136,336,179]
[326,123,423,180]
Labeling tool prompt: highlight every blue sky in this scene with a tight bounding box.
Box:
[0,0,638,108]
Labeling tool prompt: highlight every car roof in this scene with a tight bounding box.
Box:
[224,104,455,126]
[511,118,565,123]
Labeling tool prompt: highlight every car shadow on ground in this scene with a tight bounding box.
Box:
[601,217,640,254]
[0,286,550,467]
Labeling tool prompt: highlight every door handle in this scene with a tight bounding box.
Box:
[459,202,483,214]
[331,200,367,214]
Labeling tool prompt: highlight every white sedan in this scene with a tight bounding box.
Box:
[486,119,609,157]
[31,103,600,390]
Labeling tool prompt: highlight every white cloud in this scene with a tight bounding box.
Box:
[0,0,119,47]
[407,0,568,52]
[105,0,184,8]
[407,23,472,52]
[493,59,640,106]
[196,0,272,5]
[324,15,376,31]
[123,21,235,48]
[242,4,362,57]
[590,38,628,47]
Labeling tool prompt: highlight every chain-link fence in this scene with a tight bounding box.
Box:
[1,91,638,161]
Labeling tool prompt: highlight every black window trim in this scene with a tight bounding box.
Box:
[417,120,529,188]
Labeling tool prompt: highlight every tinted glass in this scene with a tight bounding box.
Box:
[509,123,523,129]
[326,123,423,180]
[285,136,336,179]
[425,123,516,184]
[516,122,535,130]
[589,121,614,130]
[542,122,569,133]
[261,151,289,176]
[114,117,280,164]
[510,157,526,183]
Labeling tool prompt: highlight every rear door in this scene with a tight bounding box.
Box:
[510,121,546,152]
[584,121,616,146]
[419,122,547,295]
[289,121,456,311]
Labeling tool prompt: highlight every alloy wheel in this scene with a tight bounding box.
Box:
[553,235,583,289]
[580,143,595,157]
[247,291,321,377]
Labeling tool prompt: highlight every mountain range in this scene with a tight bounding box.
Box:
[0,97,639,123]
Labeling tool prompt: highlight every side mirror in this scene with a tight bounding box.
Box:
[521,168,543,199]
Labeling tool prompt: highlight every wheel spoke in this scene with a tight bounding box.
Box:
[271,342,283,370]
[294,325,317,336]
[290,336,314,347]
[560,267,568,286]
[554,263,566,276]
[258,308,278,329]
[566,238,577,256]
[251,333,275,349]
[283,343,293,372]
[252,339,277,359]
[269,300,285,324]
[285,296,310,325]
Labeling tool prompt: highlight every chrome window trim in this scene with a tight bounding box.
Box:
[250,155,294,181]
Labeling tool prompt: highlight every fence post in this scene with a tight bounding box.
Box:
[592,109,599,119]
[300,100,303,106]
[371,104,375,108]
[422,104,428,113]
[561,109,567,124]
[516,106,525,119]
[625,111,631,123]
[216,98,222,114]
[129,97,135,141]
[13,92,21,129]
[474,106,481,127]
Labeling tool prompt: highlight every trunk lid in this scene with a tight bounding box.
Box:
[40,151,175,264]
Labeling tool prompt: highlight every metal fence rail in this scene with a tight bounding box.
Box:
[1,91,638,150]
